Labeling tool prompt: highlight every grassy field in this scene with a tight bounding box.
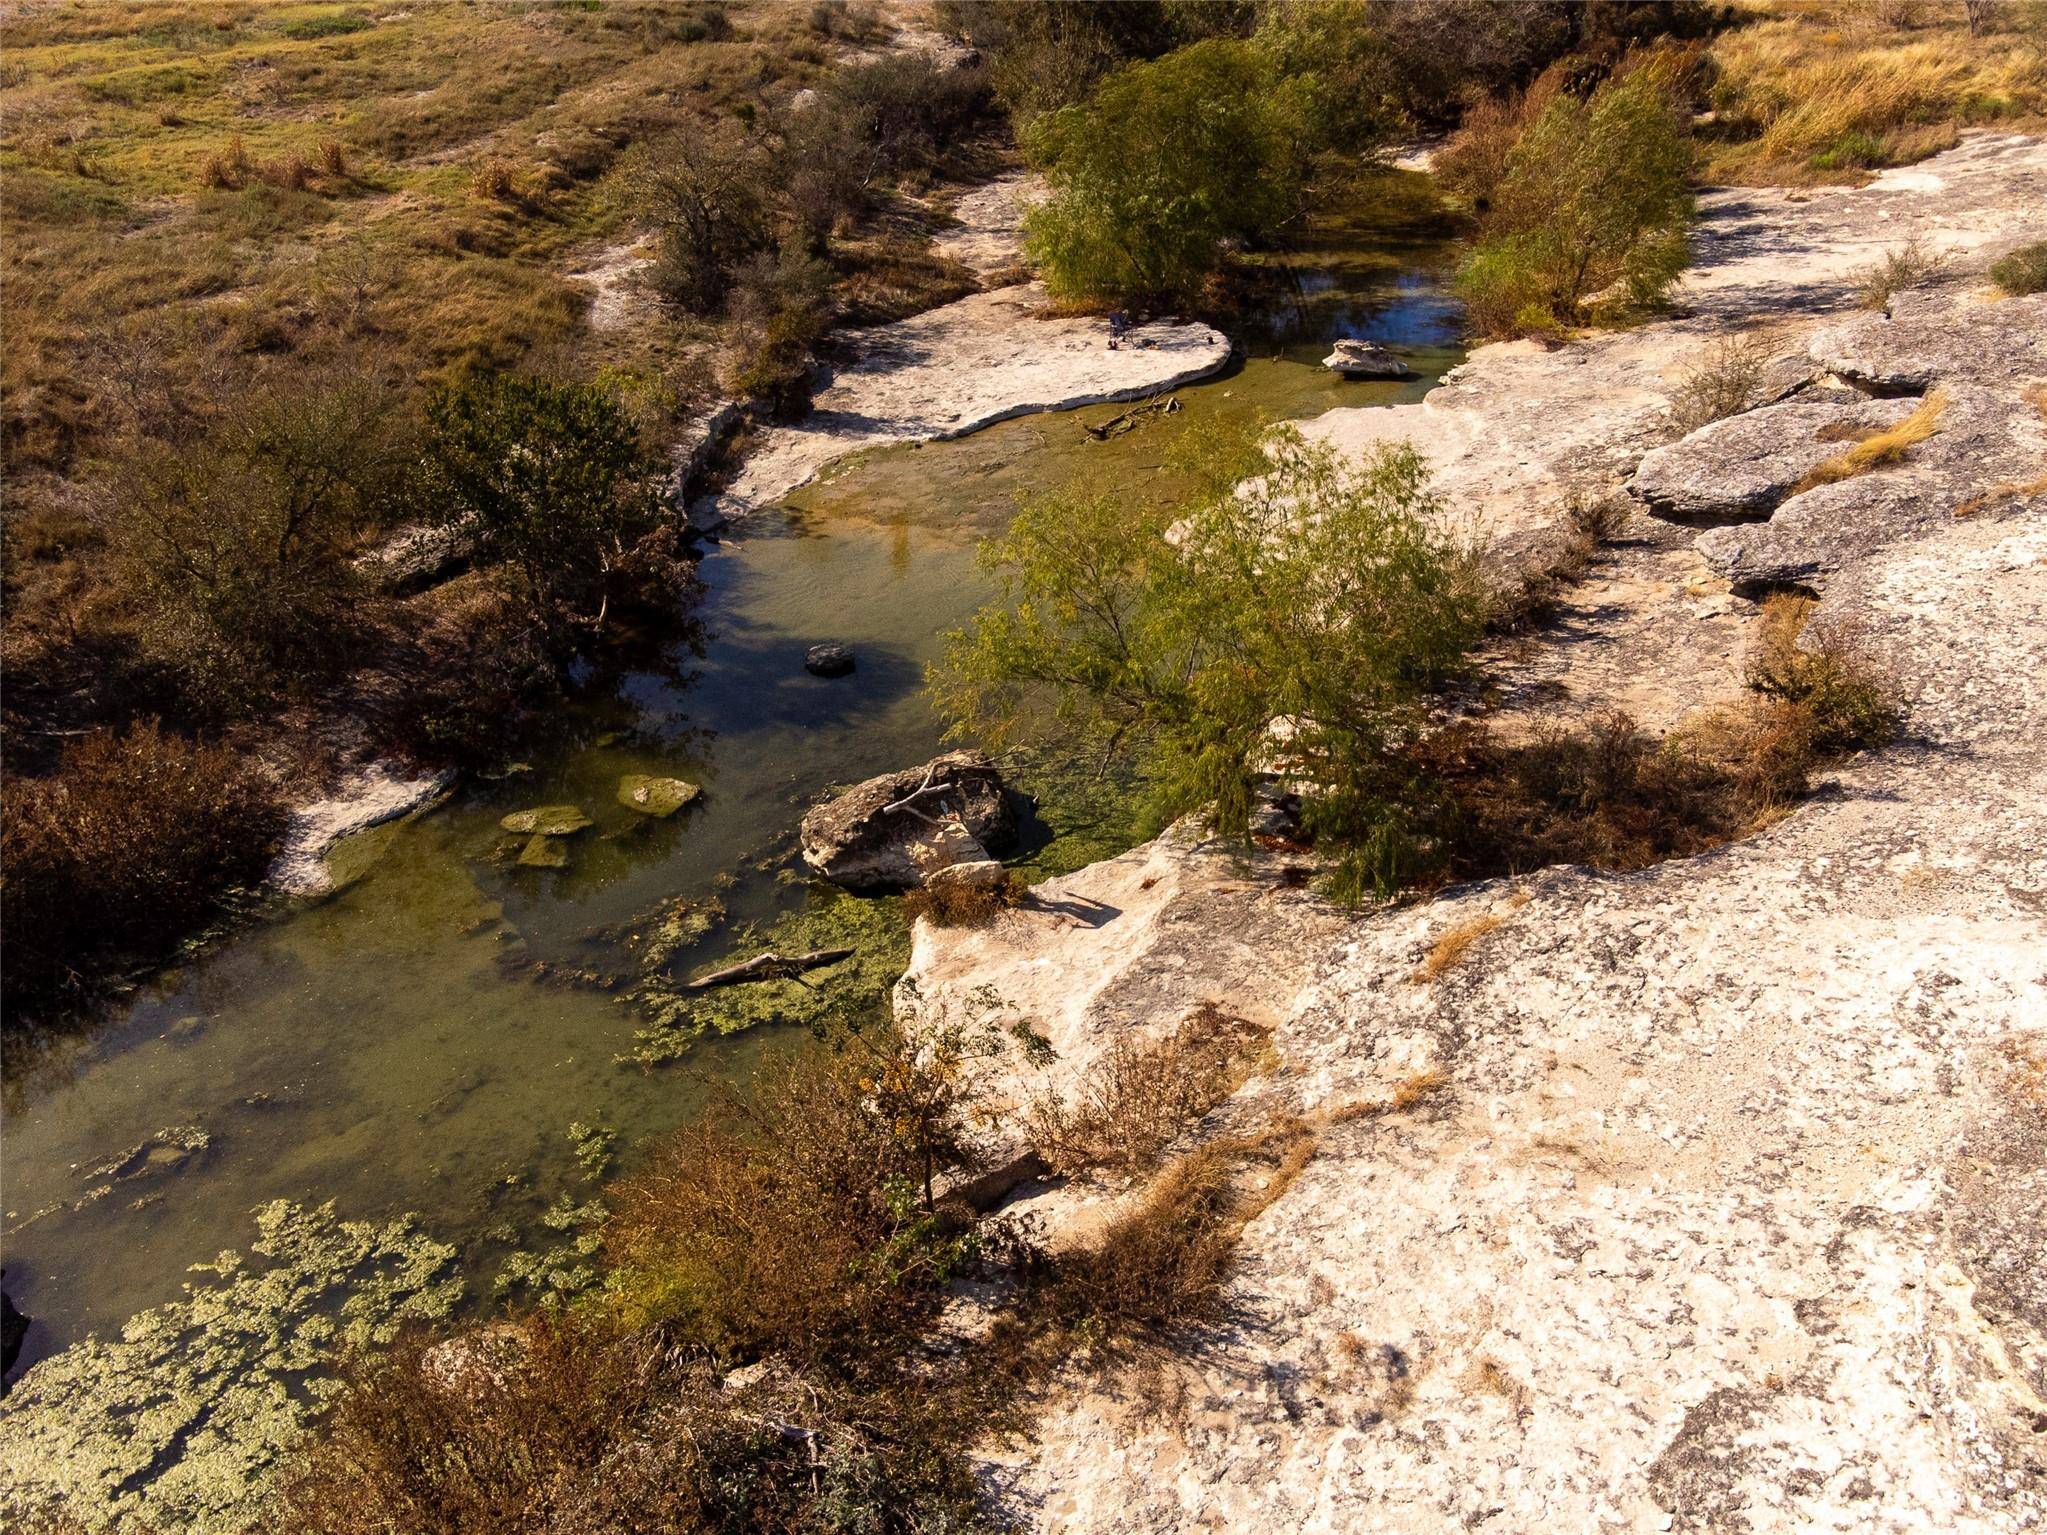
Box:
[0,0,851,489]
[1701,0,2047,182]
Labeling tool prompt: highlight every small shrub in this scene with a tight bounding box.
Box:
[1028,1002,1267,1174]
[932,420,1488,904]
[722,243,835,418]
[100,366,404,710]
[1,722,286,1017]
[1419,708,1810,880]
[901,870,1026,928]
[1990,240,2047,295]
[1794,389,1947,490]
[421,374,679,620]
[1669,330,1776,434]
[1810,128,1891,170]
[1743,594,1901,752]
[271,1315,992,1535]
[630,124,770,314]
[602,1023,993,1359]
[470,157,516,202]
[1854,235,1941,309]
[1455,65,1695,339]
[365,575,567,767]
[318,138,347,178]
[937,0,1192,119]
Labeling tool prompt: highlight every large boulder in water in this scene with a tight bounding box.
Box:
[799,750,1022,891]
[1323,339,1411,379]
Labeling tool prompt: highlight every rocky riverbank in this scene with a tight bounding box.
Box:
[902,132,2047,1532]
[693,174,1231,529]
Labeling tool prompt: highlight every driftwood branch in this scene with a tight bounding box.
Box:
[685,948,855,990]
[1084,394,1180,442]
[880,764,967,827]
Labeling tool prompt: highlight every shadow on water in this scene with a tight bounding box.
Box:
[1,210,1466,1380]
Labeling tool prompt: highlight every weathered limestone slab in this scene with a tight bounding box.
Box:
[907,133,2047,1533]
[269,762,455,898]
[1632,395,1919,523]
[693,285,1230,528]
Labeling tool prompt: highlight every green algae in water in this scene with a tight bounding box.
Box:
[568,1120,618,1178]
[491,1193,607,1304]
[1007,750,1164,884]
[618,888,912,1068]
[0,1200,461,1535]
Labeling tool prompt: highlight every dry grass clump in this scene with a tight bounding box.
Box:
[272,1310,996,1535]
[1793,388,1947,490]
[601,1034,981,1361]
[1990,240,2047,295]
[257,149,314,191]
[1854,235,1943,309]
[1700,6,2047,184]
[1410,914,1506,983]
[1033,1119,1317,1344]
[1489,492,1632,632]
[1423,594,1903,885]
[900,869,1027,928]
[1328,1069,1452,1121]
[1028,1002,1269,1175]
[1669,330,1777,434]
[1421,706,1815,881]
[1743,594,1901,752]
[200,131,250,187]
[0,721,286,1021]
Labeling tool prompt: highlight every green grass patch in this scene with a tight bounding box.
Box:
[1992,241,2047,296]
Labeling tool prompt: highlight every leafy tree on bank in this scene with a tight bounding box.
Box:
[421,375,680,624]
[1450,64,1695,337]
[1022,39,1321,307]
[929,420,1487,899]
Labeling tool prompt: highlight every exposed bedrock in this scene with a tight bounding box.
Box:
[905,134,2047,1533]
[1631,394,1920,523]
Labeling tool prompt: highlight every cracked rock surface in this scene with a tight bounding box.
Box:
[903,133,2047,1532]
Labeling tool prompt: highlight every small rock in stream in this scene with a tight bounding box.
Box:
[499,805,594,836]
[805,643,857,677]
[616,775,702,817]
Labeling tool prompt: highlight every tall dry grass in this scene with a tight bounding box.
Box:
[1703,3,2047,182]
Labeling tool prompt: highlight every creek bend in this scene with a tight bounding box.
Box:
[2,221,1463,1383]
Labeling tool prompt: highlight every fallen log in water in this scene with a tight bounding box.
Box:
[684,948,856,990]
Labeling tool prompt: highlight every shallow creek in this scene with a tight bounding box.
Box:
[2,222,1463,1383]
